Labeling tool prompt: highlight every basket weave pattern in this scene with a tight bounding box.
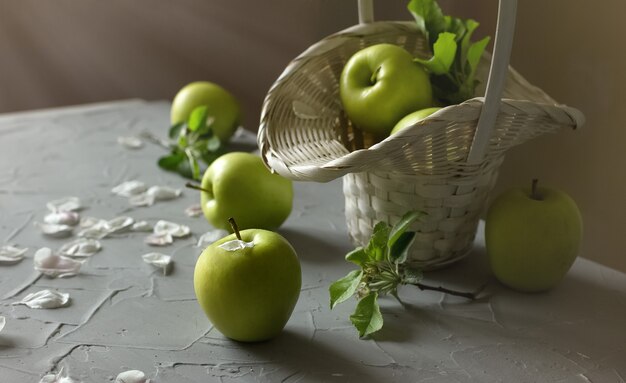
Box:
[258,22,584,268]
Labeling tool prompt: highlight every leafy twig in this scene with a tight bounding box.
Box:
[329,211,484,338]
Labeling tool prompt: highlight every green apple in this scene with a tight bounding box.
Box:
[485,179,583,293]
[390,107,441,135]
[194,222,301,342]
[339,43,433,136]
[171,81,241,143]
[198,152,292,231]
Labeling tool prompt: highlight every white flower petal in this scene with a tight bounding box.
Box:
[147,186,182,201]
[196,230,229,248]
[115,369,148,383]
[44,211,80,226]
[46,197,82,213]
[142,253,172,275]
[39,367,77,383]
[0,245,28,265]
[79,216,101,228]
[185,204,203,218]
[36,223,74,238]
[105,216,135,233]
[12,289,70,309]
[117,136,144,149]
[153,220,190,238]
[144,233,173,246]
[34,248,83,278]
[218,239,255,252]
[112,180,147,197]
[58,238,101,257]
[131,221,153,232]
[128,193,155,207]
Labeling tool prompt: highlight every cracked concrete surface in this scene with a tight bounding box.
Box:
[0,100,625,382]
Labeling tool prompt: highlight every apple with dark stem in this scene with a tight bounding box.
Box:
[194,217,301,342]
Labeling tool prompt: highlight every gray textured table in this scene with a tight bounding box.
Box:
[1,100,625,382]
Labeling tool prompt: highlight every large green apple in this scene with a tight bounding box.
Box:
[200,152,293,231]
[194,226,301,342]
[339,43,433,136]
[171,81,241,143]
[390,107,441,135]
[485,180,583,293]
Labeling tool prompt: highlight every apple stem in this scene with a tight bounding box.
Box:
[228,217,242,240]
[531,178,543,200]
[185,182,211,193]
[408,282,487,300]
[370,66,381,85]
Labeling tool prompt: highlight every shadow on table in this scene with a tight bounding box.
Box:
[279,228,350,264]
[241,330,377,381]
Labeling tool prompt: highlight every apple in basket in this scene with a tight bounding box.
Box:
[339,43,433,136]
[194,218,301,342]
[187,152,293,231]
[390,107,441,135]
[171,81,241,143]
[485,179,583,292]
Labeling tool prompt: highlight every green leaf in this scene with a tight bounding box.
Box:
[185,148,201,181]
[168,122,185,139]
[345,248,369,267]
[188,106,208,132]
[157,152,184,171]
[350,293,383,337]
[388,211,424,249]
[407,0,446,44]
[389,231,416,264]
[365,222,391,261]
[414,32,457,75]
[402,267,424,285]
[460,19,480,69]
[329,270,363,309]
[466,35,491,84]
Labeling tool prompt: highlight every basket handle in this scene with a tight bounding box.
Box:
[358,0,374,24]
[468,0,518,164]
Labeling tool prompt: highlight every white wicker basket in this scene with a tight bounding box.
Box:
[257,2,584,269]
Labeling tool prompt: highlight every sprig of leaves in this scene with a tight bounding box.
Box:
[157,106,224,180]
[330,211,484,338]
[408,0,491,105]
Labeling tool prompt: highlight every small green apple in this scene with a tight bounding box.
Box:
[485,179,583,293]
[390,107,441,135]
[171,81,241,143]
[339,43,433,136]
[194,220,301,342]
[197,152,293,231]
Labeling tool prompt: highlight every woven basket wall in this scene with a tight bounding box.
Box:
[258,21,584,269]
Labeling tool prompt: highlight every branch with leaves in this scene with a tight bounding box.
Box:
[408,0,491,105]
[329,211,485,338]
[156,106,224,180]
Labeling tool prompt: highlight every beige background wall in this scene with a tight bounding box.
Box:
[1,1,622,272]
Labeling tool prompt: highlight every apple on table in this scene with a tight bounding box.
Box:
[486,179,583,293]
[194,218,301,342]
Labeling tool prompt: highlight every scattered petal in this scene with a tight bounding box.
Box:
[196,230,229,248]
[148,186,182,201]
[0,316,5,333]
[142,253,172,275]
[12,289,70,309]
[34,248,82,278]
[0,245,28,265]
[105,216,135,233]
[36,222,74,238]
[59,238,101,257]
[117,135,144,149]
[80,216,101,228]
[128,193,155,207]
[153,220,191,238]
[218,239,255,251]
[47,197,82,213]
[116,370,149,383]
[44,211,80,226]
[39,367,77,383]
[112,180,147,197]
[131,221,153,232]
[185,204,203,217]
[144,233,173,246]
[77,221,109,239]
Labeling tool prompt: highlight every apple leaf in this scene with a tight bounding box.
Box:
[388,211,424,249]
[187,106,208,132]
[168,122,184,139]
[350,293,383,337]
[345,248,369,267]
[414,32,457,75]
[408,0,446,43]
[158,152,184,171]
[365,222,391,261]
[329,270,363,309]
[389,232,416,264]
